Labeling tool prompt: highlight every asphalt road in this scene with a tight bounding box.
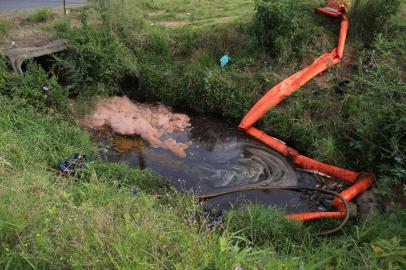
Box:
[0,0,86,11]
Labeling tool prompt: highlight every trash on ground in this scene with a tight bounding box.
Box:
[42,86,49,94]
[59,154,87,175]
[220,54,230,68]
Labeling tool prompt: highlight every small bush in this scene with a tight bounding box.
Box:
[349,0,401,45]
[58,26,138,97]
[26,8,53,22]
[0,19,11,38]
[252,0,318,61]
[53,17,71,34]
[0,58,68,112]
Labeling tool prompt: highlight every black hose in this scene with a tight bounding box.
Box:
[196,185,349,235]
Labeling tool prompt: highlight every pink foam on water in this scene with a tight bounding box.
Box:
[83,96,192,157]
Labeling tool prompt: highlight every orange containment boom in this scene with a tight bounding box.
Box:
[238,1,373,222]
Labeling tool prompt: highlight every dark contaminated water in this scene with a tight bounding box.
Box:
[97,115,341,214]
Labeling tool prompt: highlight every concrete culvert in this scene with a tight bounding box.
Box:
[4,39,68,74]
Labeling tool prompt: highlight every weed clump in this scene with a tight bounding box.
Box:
[252,0,319,61]
[349,0,401,45]
[226,205,304,247]
[26,8,53,22]
[0,19,11,38]
[58,26,138,97]
[0,58,67,112]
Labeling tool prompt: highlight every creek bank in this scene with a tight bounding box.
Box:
[83,96,355,214]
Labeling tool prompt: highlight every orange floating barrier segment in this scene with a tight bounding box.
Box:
[239,50,340,130]
[239,1,374,222]
[292,155,358,183]
[286,211,345,222]
[333,174,375,210]
[246,127,359,183]
[337,15,348,59]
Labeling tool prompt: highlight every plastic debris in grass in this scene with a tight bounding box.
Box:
[203,207,226,228]
[131,186,140,196]
[42,85,49,95]
[59,154,87,175]
[220,54,230,68]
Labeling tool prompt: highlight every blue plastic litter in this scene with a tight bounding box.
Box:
[59,154,86,174]
[131,186,140,196]
[220,54,230,68]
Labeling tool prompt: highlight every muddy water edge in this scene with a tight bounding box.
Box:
[84,97,349,214]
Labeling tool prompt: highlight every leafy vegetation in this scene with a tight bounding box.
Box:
[349,0,401,44]
[226,205,406,269]
[0,0,405,268]
[26,8,53,22]
[252,0,322,60]
[62,0,404,196]
[57,26,138,97]
[0,19,11,38]
[0,58,67,112]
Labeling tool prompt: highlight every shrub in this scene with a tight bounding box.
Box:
[252,0,318,61]
[26,8,53,22]
[58,26,138,97]
[0,58,68,112]
[344,39,406,195]
[349,0,401,45]
[0,19,11,38]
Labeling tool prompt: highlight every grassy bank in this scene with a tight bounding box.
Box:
[52,0,405,197]
[0,93,404,269]
[0,0,405,268]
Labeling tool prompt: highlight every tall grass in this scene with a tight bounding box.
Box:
[54,0,406,195]
[349,0,401,44]
[0,19,11,38]
[252,0,320,61]
[0,0,405,267]
[0,57,67,112]
[26,8,53,22]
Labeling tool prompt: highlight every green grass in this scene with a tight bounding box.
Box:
[0,58,404,269]
[78,0,405,196]
[26,8,53,22]
[0,51,404,270]
[0,19,11,38]
[95,0,254,27]
[0,0,405,268]
[0,99,404,269]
